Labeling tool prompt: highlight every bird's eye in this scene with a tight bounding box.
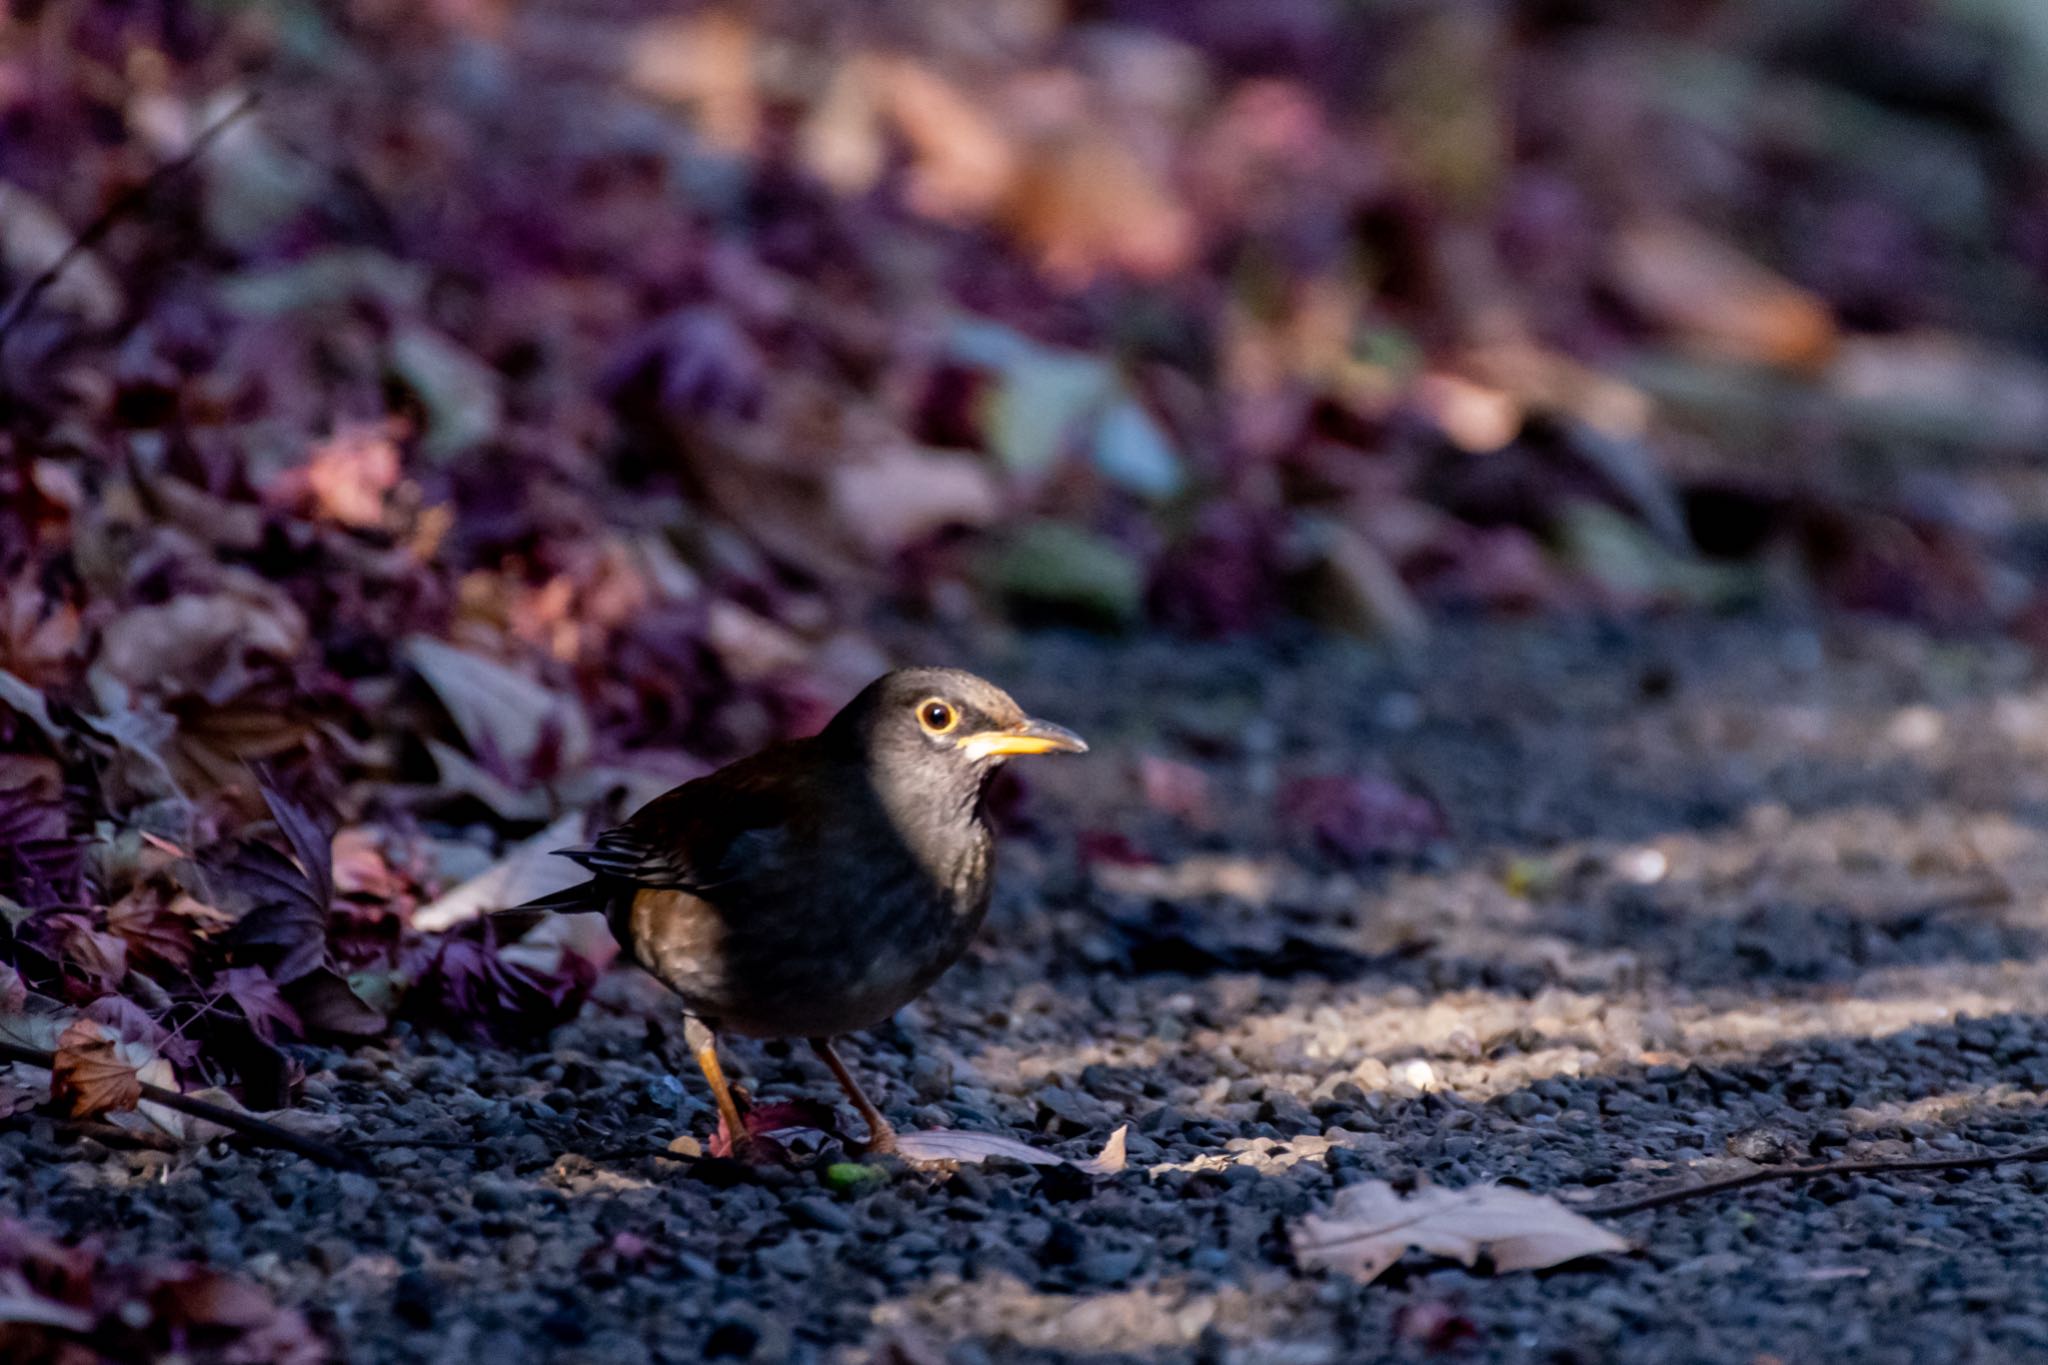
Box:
[917,699,957,733]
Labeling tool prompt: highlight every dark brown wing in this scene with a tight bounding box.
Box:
[546,740,811,896]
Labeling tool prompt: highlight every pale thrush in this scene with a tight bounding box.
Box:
[504,667,1086,1155]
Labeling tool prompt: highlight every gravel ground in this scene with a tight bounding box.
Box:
[12,614,2048,1364]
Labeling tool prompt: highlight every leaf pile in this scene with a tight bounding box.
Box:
[6,0,2048,1101]
[0,1220,325,1365]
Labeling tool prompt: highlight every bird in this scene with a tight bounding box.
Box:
[499,667,1086,1157]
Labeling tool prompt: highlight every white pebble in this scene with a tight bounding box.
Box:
[1615,847,1668,885]
[1392,1058,1437,1092]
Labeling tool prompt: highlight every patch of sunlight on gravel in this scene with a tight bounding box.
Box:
[969,960,2048,1115]
[873,1273,1334,1363]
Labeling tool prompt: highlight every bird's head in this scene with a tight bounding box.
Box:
[829,668,1087,787]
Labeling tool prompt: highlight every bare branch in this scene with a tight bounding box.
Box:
[1584,1140,2048,1219]
[0,89,260,350]
[0,1039,368,1172]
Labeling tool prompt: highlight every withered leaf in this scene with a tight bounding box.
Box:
[29,911,130,994]
[282,966,386,1038]
[220,965,301,1044]
[107,886,196,973]
[0,1271,95,1331]
[1292,1181,1631,1283]
[260,780,335,910]
[405,637,592,777]
[411,812,584,933]
[50,1018,146,1119]
[221,781,335,983]
[893,1124,1127,1175]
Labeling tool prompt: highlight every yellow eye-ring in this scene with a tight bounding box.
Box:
[917,699,957,733]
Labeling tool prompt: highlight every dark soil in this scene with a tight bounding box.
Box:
[12,613,2048,1364]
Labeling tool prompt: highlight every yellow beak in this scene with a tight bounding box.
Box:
[956,718,1089,761]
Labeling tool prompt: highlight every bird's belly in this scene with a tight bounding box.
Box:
[625,885,983,1038]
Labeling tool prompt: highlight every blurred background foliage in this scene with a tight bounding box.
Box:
[10,0,2048,732]
[10,0,2048,1112]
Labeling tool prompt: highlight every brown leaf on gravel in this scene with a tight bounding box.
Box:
[1279,772,1448,862]
[1301,519,1429,650]
[0,1219,329,1361]
[50,1018,146,1119]
[1292,1181,1631,1283]
[893,1124,1128,1175]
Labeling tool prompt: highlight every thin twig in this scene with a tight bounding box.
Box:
[0,89,260,347]
[0,1040,368,1172]
[1583,1140,2048,1218]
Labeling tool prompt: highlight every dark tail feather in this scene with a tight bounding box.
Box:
[487,879,604,941]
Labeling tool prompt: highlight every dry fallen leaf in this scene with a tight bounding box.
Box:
[405,637,593,777]
[878,57,1020,220]
[50,1017,147,1119]
[1292,1180,1631,1283]
[798,52,887,195]
[705,601,810,683]
[627,10,759,154]
[106,885,196,973]
[412,812,587,933]
[94,575,309,704]
[1006,126,1195,284]
[893,1124,1128,1175]
[1608,217,1836,371]
[827,448,1003,558]
[278,425,404,528]
[1301,518,1429,651]
[0,1271,94,1332]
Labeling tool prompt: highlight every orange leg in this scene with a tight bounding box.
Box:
[810,1036,898,1155]
[685,1017,751,1156]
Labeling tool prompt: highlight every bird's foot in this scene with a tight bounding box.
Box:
[855,1114,899,1157]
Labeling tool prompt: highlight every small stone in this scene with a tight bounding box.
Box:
[472,1180,517,1212]
[908,1053,955,1101]
[786,1196,854,1232]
